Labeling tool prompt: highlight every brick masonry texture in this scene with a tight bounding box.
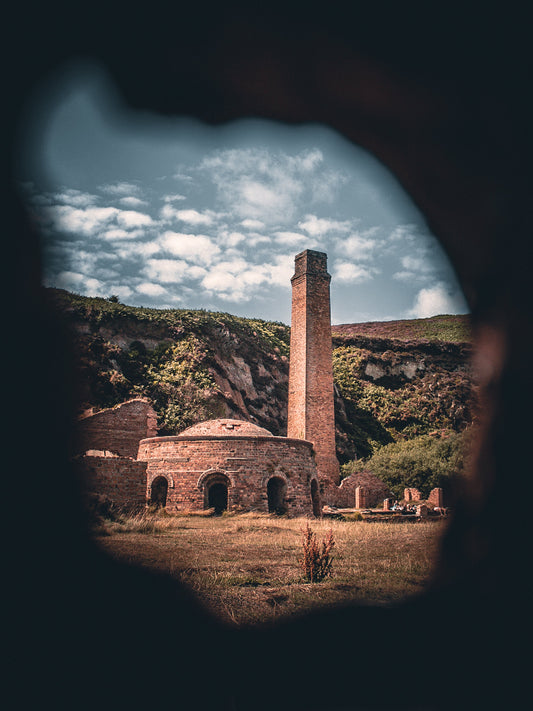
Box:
[72,251,390,516]
[76,455,148,509]
[76,399,158,458]
[287,250,340,499]
[335,471,391,508]
[138,421,320,515]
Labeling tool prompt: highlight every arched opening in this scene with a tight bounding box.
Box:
[203,473,230,515]
[310,479,321,518]
[207,481,228,515]
[150,476,168,508]
[267,476,287,514]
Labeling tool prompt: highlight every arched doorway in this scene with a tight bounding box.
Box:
[203,473,230,515]
[207,481,228,515]
[310,479,321,518]
[267,476,287,514]
[150,476,168,508]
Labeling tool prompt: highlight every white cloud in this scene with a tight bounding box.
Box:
[136,282,168,297]
[174,208,216,226]
[45,203,153,237]
[388,224,418,243]
[54,189,97,207]
[340,230,379,260]
[119,196,147,208]
[407,283,459,318]
[48,205,119,235]
[143,258,206,284]
[400,255,432,273]
[162,193,186,202]
[298,214,352,237]
[55,270,106,295]
[264,254,294,287]
[392,253,435,281]
[392,270,416,282]
[200,253,293,302]
[115,241,161,260]
[219,230,246,248]
[201,261,267,302]
[102,228,142,241]
[100,182,140,196]
[159,231,221,264]
[333,261,379,283]
[172,171,194,183]
[160,204,219,225]
[247,233,271,247]
[116,210,154,228]
[240,218,265,230]
[200,148,328,224]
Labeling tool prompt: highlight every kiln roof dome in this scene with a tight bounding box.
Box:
[179,419,273,438]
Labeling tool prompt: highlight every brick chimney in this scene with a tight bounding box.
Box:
[287,250,339,498]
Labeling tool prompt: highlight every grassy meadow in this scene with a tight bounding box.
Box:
[93,511,446,626]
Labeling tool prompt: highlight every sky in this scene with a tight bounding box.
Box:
[16,61,469,326]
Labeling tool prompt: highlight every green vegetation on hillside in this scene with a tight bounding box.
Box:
[341,428,474,499]
[332,344,474,461]
[48,289,290,356]
[332,314,471,343]
[47,289,291,434]
[46,288,475,472]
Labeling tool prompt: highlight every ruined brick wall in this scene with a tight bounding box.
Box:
[138,434,319,515]
[75,454,148,509]
[404,488,422,502]
[75,399,158,458]
[287,250,339,499]
[334,471,391,508]
[428,488,444,507]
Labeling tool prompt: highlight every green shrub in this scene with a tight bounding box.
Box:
[342,428,474,499]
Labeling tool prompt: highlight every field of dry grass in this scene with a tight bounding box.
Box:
[94,512,446,626]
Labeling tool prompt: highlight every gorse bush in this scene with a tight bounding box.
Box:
[299,523,335,582]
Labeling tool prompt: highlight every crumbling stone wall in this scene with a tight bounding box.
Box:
[404,488,422,502]
[75,453,148,509]
[138,431,318,515]
[334,470,391,508]
[428,487,444,507]
[75,399,158,458]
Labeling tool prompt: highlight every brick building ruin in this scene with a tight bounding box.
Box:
[75,249,390,515]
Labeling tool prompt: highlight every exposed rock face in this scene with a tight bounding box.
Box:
[46,289,475,465]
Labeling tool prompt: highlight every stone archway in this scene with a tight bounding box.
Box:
[150,476,168,508]
[267,476,287,514]
[202,472,230,515]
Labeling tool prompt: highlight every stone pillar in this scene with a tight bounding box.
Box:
[287,250,340,501]
[428,487,444,507]
[355,487,368,509]
[416,504,428,519]
[383,498,393,511]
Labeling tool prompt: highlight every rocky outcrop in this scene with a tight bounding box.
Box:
[46,289,475,465]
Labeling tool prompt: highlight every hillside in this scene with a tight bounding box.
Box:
[45,288,476,464]
[333,314,471,343]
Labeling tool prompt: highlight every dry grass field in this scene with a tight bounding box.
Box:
[93,512,447,627]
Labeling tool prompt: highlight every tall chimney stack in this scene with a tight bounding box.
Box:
[287,250,339,499]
